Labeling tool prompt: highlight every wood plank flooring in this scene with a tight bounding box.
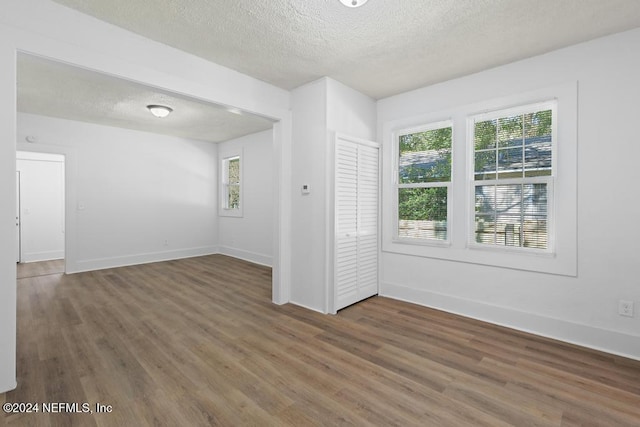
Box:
[2,254,639,426]
[16,259,64,279]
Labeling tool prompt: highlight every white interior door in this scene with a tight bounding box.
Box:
[356,145,379,299]
[334,135,379,311]
[16,171,21,263]
[16,152,66,263]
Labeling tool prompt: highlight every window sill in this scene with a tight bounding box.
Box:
[392,237,451,248]
[219,209,243,218]
[467,242,555,258]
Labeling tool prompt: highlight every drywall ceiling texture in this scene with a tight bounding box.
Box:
[17,54,274,143]
[53,0,640,99]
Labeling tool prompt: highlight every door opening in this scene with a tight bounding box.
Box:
[16,151,65,267]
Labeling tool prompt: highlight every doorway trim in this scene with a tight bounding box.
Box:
[2,16,292,394]
[15,171,21,263]
[10,43,291,304]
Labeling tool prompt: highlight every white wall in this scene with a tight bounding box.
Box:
[290,77,376,312]
[1,0,292,393]
[218,130,273,266]
[16,151,65,262]
[291,79,328,311]
[326,79,377,141]
[18,113,218,272]
[377,28,640,359]
[0,38,17,393]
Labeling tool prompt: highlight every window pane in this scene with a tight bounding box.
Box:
[497,115,523,148]
[474,186,496,244]
[228,184,240,209]
[228,158,240,184]
[494,184,523,247]
[524,110,552,141]
[399,127,451,183]
[523,183,548,249]
[523,109,552,176]
[398,187,447,240]
[475,150,496,180]
[474,119,497,150]
[524,143,552,176]
[497,147,523,178]
[474,183,547,249]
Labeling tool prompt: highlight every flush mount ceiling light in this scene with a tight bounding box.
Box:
[147,104,173,118]
[339,0,369,7]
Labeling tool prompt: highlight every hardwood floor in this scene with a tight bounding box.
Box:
[16,259,65,279]
[2,255,639,426]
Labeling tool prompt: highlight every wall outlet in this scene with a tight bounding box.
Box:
[618,300,634,317]
[163,240,169,246]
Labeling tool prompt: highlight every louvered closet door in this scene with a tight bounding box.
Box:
[335,135,379,311]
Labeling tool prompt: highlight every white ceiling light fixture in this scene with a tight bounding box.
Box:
[339,0,369,8]
[147,104,173,118]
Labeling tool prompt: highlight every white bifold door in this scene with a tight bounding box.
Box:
[334,134,379,311]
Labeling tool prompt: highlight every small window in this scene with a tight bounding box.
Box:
[396,121,452,242]
[220,154,242,217]
[471,103,554,251]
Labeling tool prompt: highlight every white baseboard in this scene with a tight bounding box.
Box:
[217,246,272,267]
[68,246,219,273]
[380,281,640,361]
[22,250,64,263]
[288,299,327,314]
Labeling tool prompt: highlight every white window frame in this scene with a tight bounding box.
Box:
[219,151,243,217]
[393,120,453,246]
[467,101,557,254]
[381,82,577,276]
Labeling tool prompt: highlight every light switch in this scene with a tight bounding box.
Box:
[301,184,311,195]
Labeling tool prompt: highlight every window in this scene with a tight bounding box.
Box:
[220,154,242,217]
[225,156,241,209]
[471,102,554,251]
[396,121,452,242]
[382,83,576,275]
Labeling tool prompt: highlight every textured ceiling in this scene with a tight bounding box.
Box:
[17,54,274,143]
[20,0,640,142]
[53,0,640,99]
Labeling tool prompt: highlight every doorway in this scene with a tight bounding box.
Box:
[333,134,380,312]
[15,151,65,266]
